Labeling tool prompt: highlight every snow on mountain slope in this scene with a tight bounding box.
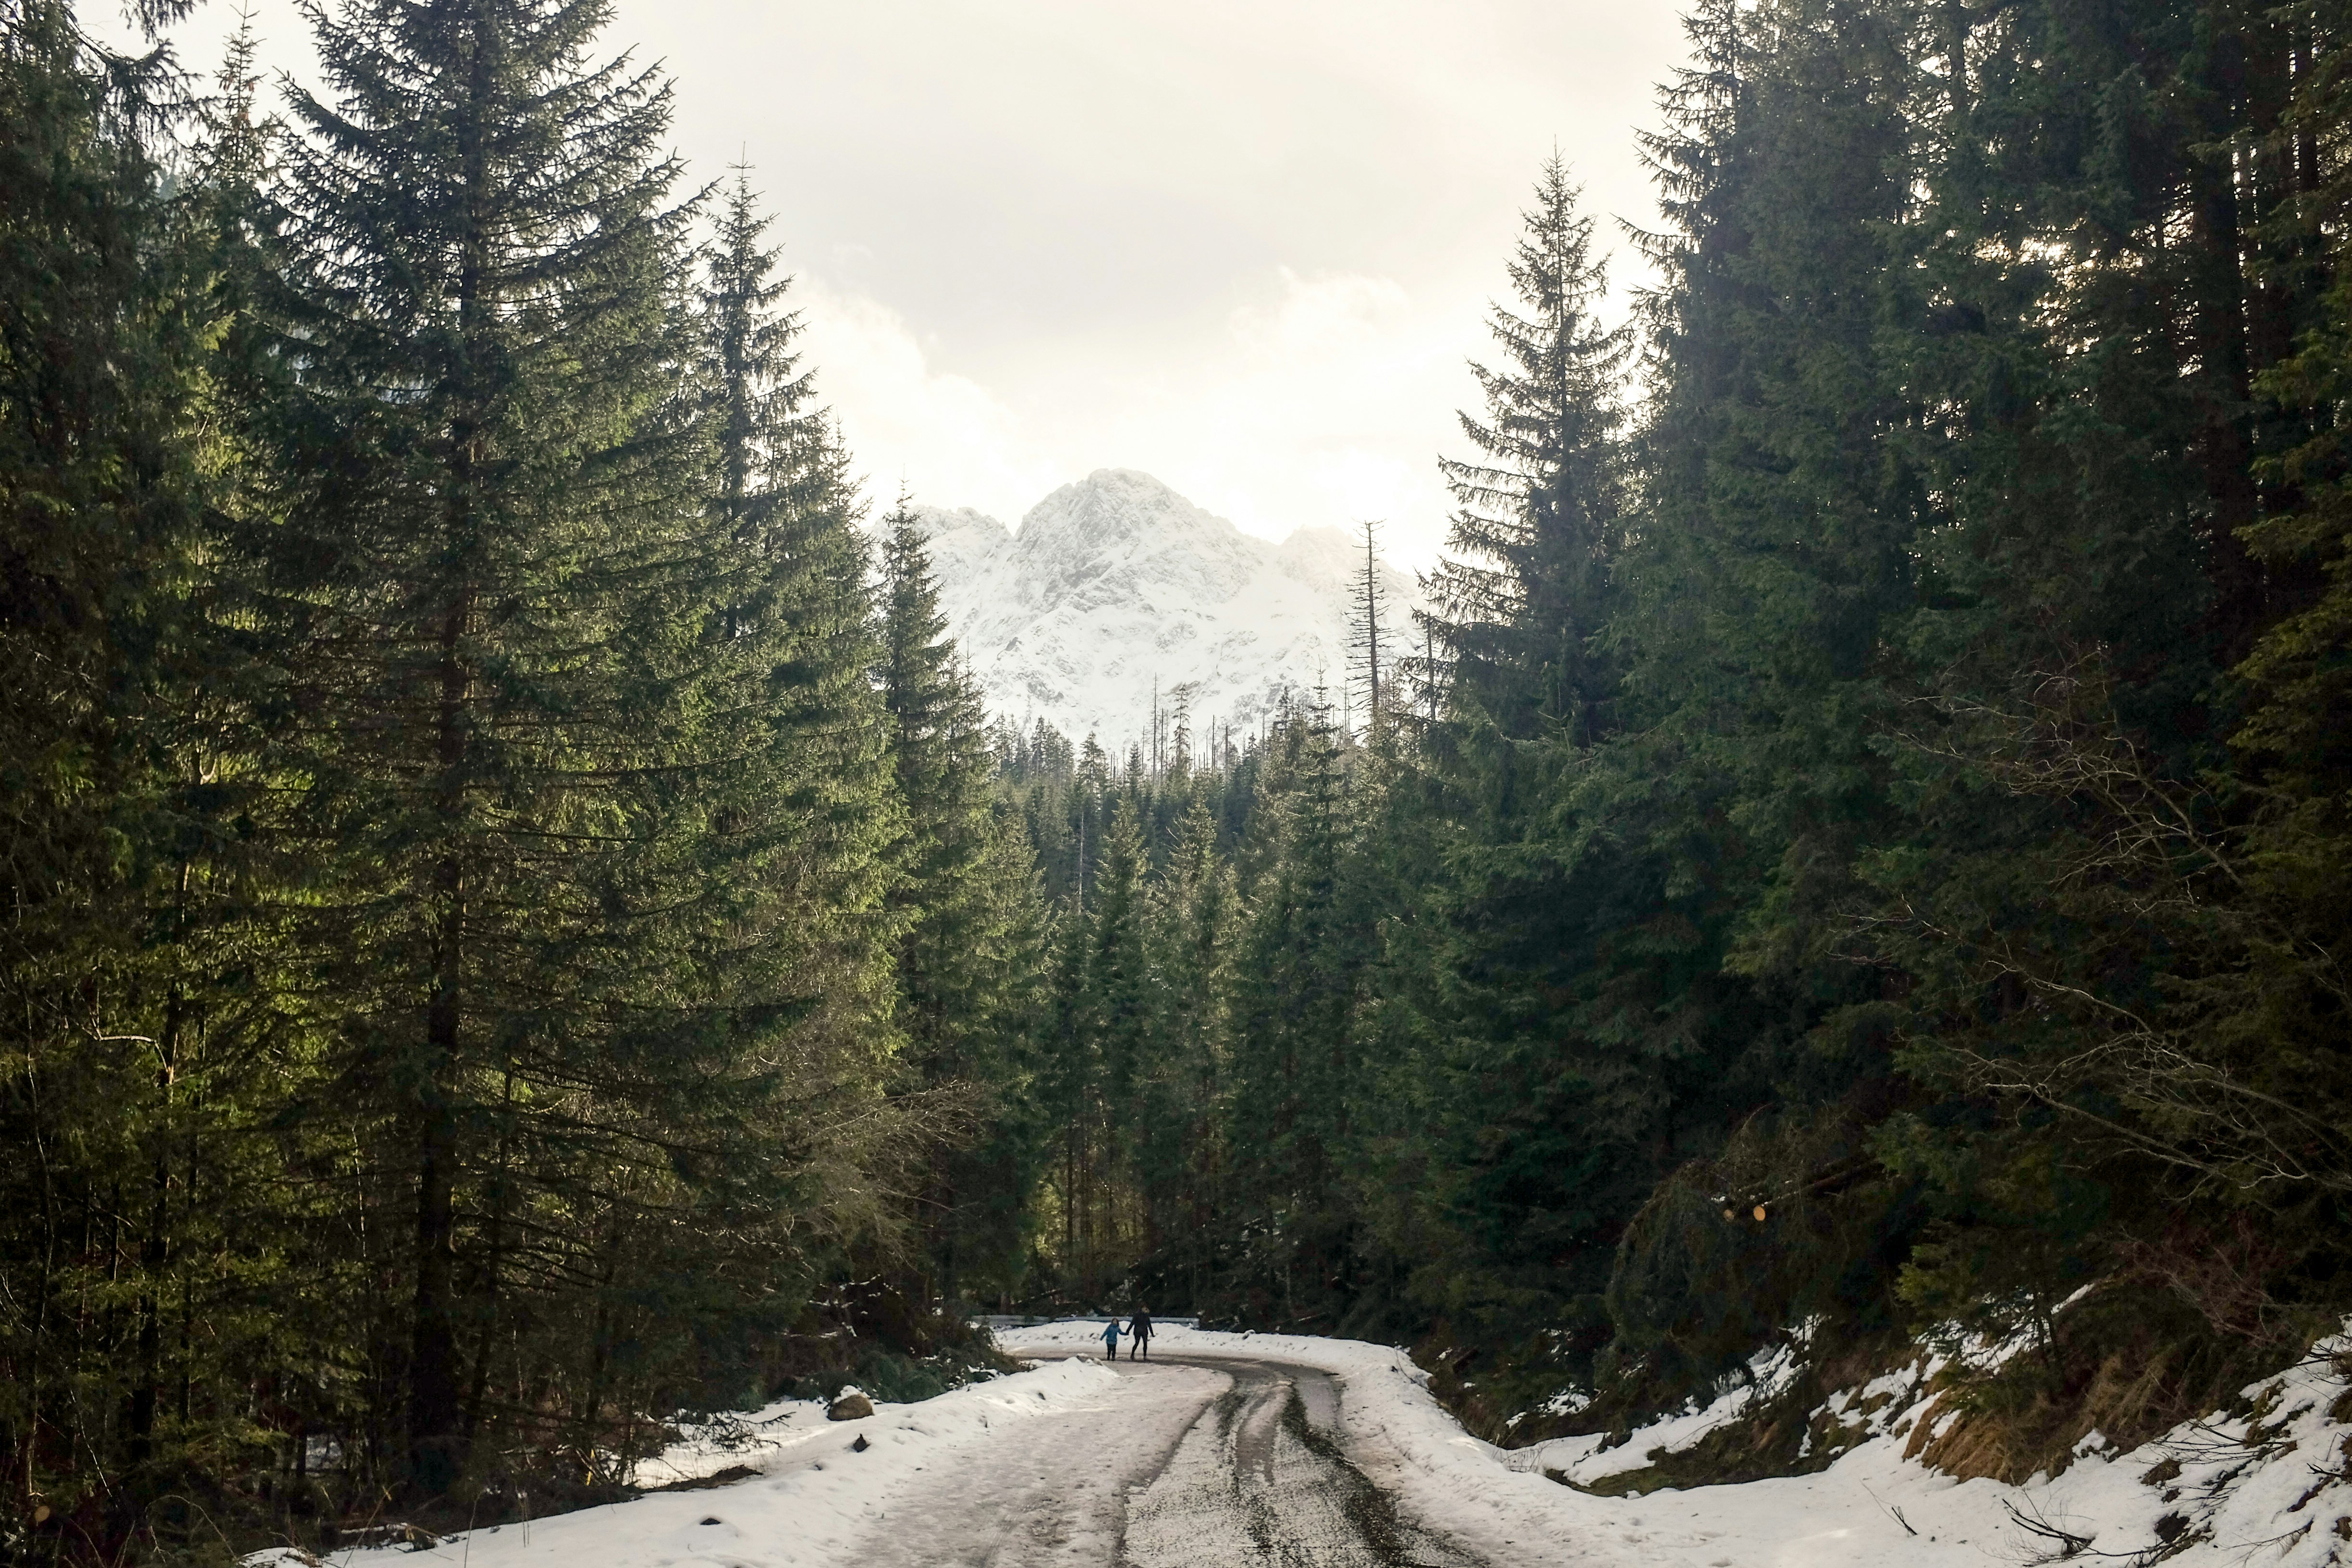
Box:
[901,469,1422,747]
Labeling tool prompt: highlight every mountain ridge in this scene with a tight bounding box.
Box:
[899,469,1423,747]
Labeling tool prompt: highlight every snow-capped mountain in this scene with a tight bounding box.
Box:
[898,469,1422,748]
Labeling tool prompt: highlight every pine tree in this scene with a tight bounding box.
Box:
[877,502,1042,1303]
[256,0,784,1492]
[1424,154,1629,747]
[1228,698,1361,1324]
[1138,797,1237,1303]
[1348,520,1390,738]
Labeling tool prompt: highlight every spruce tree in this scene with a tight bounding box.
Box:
[693,163,899,1083]
[937,803,1054,1307]
[257,0,788,1491]
[672,163,904,1391]
[1036,892,1096,1295]
[989,0,2352,1415]
[1387,158,1646,1353]
[1846,0,2352,1348]
[1424,154,1629,747]
[0,2,284,1531]
[1572,0,1930,1377]
[876,502,1041,1302]
[879,504,998,1056]
[1139,797,1237,1302]
[1228,699,1361,1324]
[1077,792,1152,1288]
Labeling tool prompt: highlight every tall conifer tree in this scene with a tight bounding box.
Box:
[671,163,905,1388]
[1228,700,1361,1322]
[0,1,294,1527]
[1139,798,1236,1296]
[260,0,768,1490]
[1424,155,1629,747]
[876,503,1046,1299]
[1391,159,1643,1352]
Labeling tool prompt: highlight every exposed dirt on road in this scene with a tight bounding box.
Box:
[831,1352,1488,1568]
[1121,1354,1484,1568]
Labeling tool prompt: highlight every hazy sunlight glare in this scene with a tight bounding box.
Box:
[106,0,1684,567]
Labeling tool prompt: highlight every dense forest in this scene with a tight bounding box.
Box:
[0,0,1038,1553]
[949,0,2352,1490]
[4,0,2351,1561]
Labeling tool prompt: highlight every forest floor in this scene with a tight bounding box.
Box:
[278,1320,2352,1568]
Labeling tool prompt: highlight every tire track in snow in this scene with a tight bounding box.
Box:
[831,1352,1488,1568]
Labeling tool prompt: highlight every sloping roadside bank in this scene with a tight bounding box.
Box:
[257,1319,2352,1568]
[254,1357,1127,1568]
[1000,1319,2352,1568]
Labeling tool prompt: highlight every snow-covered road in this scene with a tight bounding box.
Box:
[338,1345,1489,1568]
[815,1352,1202,1567]
[301,1319,2351,1568]
[833,1353,1482,1567]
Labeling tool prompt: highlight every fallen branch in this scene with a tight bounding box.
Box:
[1859,1479,1917,1537]
[2003,1496,2094,1560]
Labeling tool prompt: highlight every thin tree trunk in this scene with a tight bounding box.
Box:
[576,1204,632,1463]
[2189,25,2261,663]
[410,590,472,1492]
[414,15,494,1482]
[129,988,180,1462]
[461,1064,517,1449]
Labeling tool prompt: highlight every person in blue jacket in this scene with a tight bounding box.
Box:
[1100,1317,1123,1361]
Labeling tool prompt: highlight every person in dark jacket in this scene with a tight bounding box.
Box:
[1127,1305,1153,1361]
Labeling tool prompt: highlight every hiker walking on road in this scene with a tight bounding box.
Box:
[1100,1317,1122,1361]
[1127,1306,1153,1361]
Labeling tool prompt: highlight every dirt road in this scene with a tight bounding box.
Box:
[829,1352,1489,1568]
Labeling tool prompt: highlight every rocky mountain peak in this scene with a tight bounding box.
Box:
[896,471,1421,747]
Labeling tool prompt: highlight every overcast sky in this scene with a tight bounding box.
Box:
[114,0,1690,571]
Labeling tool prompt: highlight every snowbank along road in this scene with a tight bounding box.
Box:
[300,1319,2352,1568]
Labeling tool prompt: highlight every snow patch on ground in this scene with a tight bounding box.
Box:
[267,1356,1125,1568]
[1518,1334,1820,1488]
[1003,1319,2352,1568]
[264,1318,2352,1568]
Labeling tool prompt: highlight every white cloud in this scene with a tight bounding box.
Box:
[1307,449,1426,530]
[793,277,1062,524]
[110,0,1680,580]
[795,263,1471,573]
[1165,269,1467,566]
[1231,269,1412,358]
